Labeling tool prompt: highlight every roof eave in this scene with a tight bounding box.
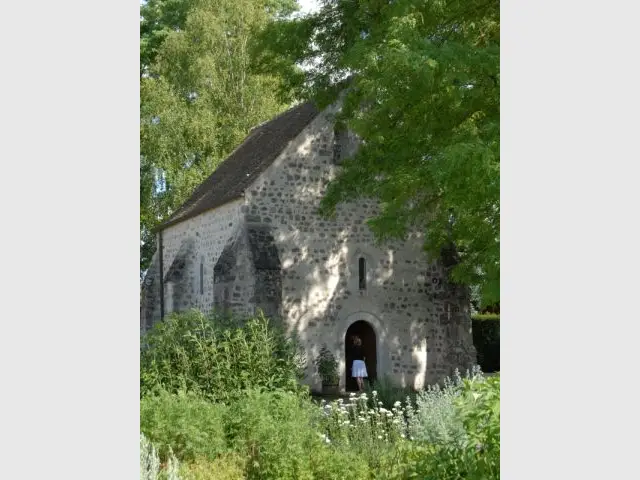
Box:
[152,193,245,233]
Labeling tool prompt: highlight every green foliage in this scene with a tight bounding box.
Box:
[314,345,339,385]
[139,375,500,479]
[178,454,246,480]
[140,390,227,462]
[471,313,500,321]
[377,374,500,480]
[140,310,305,402]
[141,433,182,480]
[223,389,325,480]
[319,391,408,469]
[257,0,500,305]
[366,375,415,409]
[455,375,500,478]
[308,446,370,480]
[472,315,500,372]
[141,433,162,480]
[140,0,298,274]
[410,368,481,446]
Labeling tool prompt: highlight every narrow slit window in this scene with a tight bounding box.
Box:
[358,257,366,290]
[223,287,230,309]
[199,263,204,295]
[333,127,344,164]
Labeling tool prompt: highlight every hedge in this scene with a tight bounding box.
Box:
[471,314,500,373]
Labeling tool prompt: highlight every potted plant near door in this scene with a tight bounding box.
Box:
[315,345,340,395]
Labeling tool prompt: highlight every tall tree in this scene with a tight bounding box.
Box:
[140,0,298,275]
[256,0,499,305]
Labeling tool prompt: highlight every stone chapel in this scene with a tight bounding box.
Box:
[140,100,476,392]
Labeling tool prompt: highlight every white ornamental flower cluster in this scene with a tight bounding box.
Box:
[318,390,410,445]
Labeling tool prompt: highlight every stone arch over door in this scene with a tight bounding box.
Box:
[336,311,389,391]
[345,320,377,391]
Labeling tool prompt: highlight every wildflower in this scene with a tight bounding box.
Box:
[377,435,383,440]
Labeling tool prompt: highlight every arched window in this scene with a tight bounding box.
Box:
[358,257,367,290]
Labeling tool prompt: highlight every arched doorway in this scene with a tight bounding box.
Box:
[345,320,377,391]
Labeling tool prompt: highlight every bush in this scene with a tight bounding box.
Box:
[472,314,500,372]
[314,344,339,385]
[140,390,227,462]
[140,433,161,480]
[409,367,483,446]
[318,391,407,468]
[308,445,371,480]
[366,375,416,409]
[223,389,323,480]
[140,433,181,480]
[455,374,500,478]
[379,374,500,480]
[140,309,306,402]
[178,454,245,480]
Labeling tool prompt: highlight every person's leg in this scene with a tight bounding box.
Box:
[356,377,364,391]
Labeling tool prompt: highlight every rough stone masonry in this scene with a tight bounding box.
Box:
[140,100,477,392]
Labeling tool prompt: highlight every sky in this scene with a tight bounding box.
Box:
[298,0,320,15]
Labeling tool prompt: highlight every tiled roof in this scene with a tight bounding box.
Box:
[157,101,319,231]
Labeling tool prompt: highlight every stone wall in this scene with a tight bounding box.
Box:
[141,199,246,327]
[140,103,476,391]
[242,105,476,391]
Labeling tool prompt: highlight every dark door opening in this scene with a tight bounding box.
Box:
[345,320,377,391]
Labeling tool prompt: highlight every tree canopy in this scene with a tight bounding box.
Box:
[140,0,298,274]
[255,0,499,305]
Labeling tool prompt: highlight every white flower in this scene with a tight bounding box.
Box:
[349,392,357,397]
[377,435,383,440]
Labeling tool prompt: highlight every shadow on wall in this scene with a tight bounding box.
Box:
[255,122,417,392]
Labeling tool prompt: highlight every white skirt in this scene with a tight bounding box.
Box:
[352,360,368,378]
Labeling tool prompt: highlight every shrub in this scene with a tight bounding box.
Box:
[314,345,339,385]
[409,367,484,446]
[455,374,500,478]
[140,390,228,462]
[318,391,408,469]
[140,433,181,480]
[140,309,306,402]
[141,433,161,480]
[379,374,500,480]
[178,454,245,480]
[223,389,324,480]
[308,444,371,480]
[472,314,500,372]
[366,375,416,409]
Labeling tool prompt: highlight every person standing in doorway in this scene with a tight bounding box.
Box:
[351,335,368,391]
